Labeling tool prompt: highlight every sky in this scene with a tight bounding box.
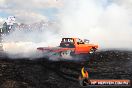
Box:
[0,0,63,23]
[0,0,119,22]
[0,0,115,23]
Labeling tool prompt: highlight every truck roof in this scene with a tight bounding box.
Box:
[62,38,78,39]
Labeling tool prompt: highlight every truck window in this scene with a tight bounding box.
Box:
[60,38,75,48]
[62,38,74,43]
[77,39,84,44]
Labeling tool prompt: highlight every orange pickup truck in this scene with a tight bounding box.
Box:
[60,38,98,54]
[37,38,98,59]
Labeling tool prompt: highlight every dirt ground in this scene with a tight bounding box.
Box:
[0,50,131,88]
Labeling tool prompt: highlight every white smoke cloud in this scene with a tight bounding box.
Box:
[2,21,61,58]
[59,0,132,49]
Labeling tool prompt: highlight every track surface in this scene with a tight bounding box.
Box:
[0,50,131,88]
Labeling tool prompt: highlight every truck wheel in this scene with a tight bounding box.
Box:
[60,50,72,58]
[89,48,96,54]
[70,51,75,56]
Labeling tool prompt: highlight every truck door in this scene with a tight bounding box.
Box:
[75,39,88,54]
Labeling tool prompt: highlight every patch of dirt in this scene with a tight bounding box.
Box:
[0,50,131,88]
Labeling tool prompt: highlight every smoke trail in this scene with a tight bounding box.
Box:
[2,22,61,58]
[59,0,132,49]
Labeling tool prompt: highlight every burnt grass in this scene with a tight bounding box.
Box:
[0,50,131,88]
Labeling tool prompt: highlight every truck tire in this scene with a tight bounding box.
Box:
[89,48,96,54]
[60,50,72,58]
